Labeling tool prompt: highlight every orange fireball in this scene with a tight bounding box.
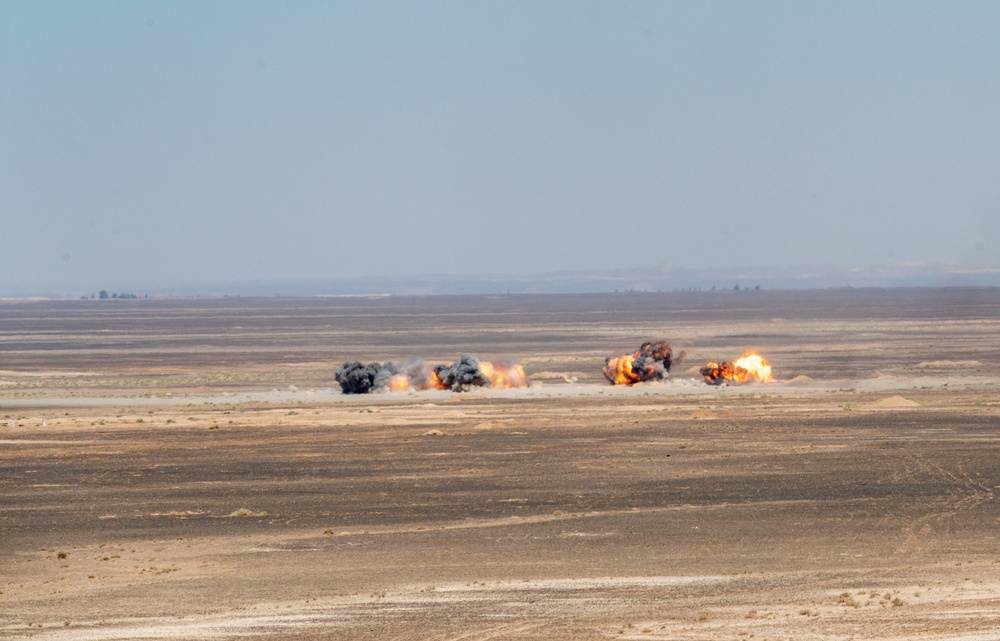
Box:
[479,361,529,389]
[605,354,640,385]
[702,352,772,385]
[388,373,411,392]
[427,370,446,390]
[604,341,676,385]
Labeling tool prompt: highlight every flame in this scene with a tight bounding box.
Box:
[604,354,640,385]
[733,353,772,381]
[388,373,411,392]
[604,341,675,385]
[478,360,529,389]
[365,358,528,392]
[427,370,445,390]
[701,352,772,385]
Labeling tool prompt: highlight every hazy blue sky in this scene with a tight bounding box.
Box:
[2,1,999,294]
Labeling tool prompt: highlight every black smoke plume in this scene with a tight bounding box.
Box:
[334,361,382,394]
[603,340,683,385]
[335,356,527,394]
[433,354,490,391]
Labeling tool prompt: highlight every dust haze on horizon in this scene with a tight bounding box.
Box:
[2,1,999,296]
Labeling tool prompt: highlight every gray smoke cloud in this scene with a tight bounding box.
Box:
[335,355,528,394]
[334,361,381,394]
[371,361,404,390]
[433,354,491,391]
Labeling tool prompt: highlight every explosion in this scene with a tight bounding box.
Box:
[701,353,773,385]
[335,355,529,394]
[333,361,381,394]
[604,341,678,385]
[447,357,528,391]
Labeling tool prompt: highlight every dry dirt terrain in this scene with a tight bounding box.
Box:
[2,289,1000,640]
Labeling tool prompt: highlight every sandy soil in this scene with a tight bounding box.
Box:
[2,289,1000,640]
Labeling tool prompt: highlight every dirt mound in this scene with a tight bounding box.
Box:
[872,396,920,408]
[787,375,815,385]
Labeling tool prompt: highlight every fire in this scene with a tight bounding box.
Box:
[388,373,411,392]
[604,341,676,385]
[701,352,772,385]
[478,360,529,389]
[733,353,772,381]
[433,355,530,391]
[335,356,529,393]
[604,354,641,385]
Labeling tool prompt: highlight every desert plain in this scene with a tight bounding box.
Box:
[2,288,1000,640]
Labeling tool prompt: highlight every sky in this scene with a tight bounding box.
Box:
[2,1,999,295]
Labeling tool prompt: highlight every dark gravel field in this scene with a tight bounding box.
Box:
[2,289,1000,639]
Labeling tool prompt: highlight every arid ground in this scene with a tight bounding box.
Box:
[2,289,1000,640]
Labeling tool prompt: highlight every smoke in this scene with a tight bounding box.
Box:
[372,361,404,390]
[604,340,683,385]
[373,359,438,392]
[334,355,529,393]
[701,353,772,385]
[433,354,491,391]
[334,361,382,394]
[701,362,737,386]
